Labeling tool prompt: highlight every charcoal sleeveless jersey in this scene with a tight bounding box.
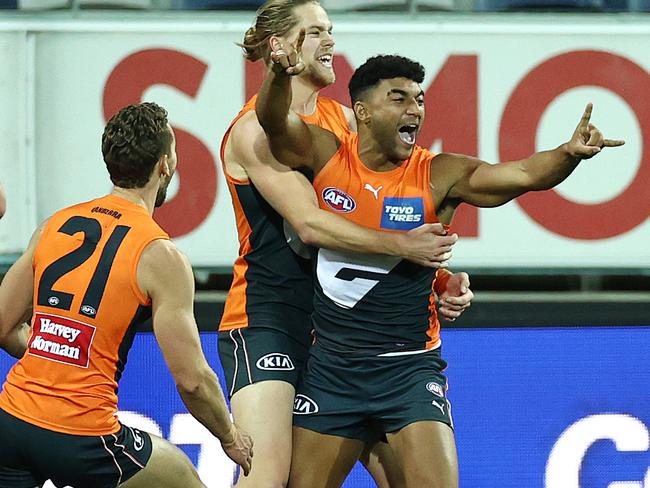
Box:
[219,95,350,335]
[312,132,441,356]
[0,195,168,435]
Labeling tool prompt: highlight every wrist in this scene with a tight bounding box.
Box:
[561,142,581,162]
[219,422,237,446]
[387,233,405,257]
[434,268,453,296]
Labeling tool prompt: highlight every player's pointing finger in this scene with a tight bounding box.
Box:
[577,102,593,129]
[603,138,625,147]
[295,28,305,53]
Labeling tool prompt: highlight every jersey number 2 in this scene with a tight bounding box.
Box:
[37,216,130,318]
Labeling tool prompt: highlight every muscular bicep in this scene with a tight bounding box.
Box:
[443,154,536,208]
[233,113,337,172]
[246,155,320,225]
[264,110,318,169]
[139,241,205,382]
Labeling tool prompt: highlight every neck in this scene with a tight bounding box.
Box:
[110,186,156,215]
[289,76,320,115]
[356,127,405,172]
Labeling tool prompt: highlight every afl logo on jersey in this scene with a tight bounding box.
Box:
[322,187,356,213]
[426,381,444,398]
[80,305,96,317]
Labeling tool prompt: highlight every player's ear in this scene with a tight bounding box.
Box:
[269,36,282,53]
[354,101,370,125]
[158,155,170,178]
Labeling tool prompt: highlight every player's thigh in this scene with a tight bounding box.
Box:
[288,427,364,488]
[0,411,46,488]
[120,434,205,488]
[386,421,458,488]
[360,441,406,488]
[230,380,295,487]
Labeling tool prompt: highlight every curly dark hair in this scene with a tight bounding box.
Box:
[349,55,425,104]
[102,102,172,189]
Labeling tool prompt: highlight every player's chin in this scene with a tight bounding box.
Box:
[393,144,414,161]
[313,65,335,86]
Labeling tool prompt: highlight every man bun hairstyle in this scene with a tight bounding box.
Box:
[239,0,320,63]
[102,102,172,189]
[349,54,426,104]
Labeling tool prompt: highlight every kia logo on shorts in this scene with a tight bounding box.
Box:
[131,428,145,451]
[322,187,356,213]
[256,353,295,371]
[293,394,319,415]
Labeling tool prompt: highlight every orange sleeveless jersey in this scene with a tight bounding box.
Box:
[0,194,168,435]
[218,95,350,333]
[311,132,442,355]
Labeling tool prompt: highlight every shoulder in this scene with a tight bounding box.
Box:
[432,152,483,171]
[140,239,189,272]
[320,97,356,130]
[227,111,271,160]
[340,104,356,130]
[138,239,192,294]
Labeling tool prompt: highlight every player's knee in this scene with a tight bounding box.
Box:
[406,469,457,488]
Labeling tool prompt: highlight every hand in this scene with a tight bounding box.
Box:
[269,29,306,76]
[438,272,473,322]
[566,103,625,160]
[221,423,254,476]
[399,223,458,268]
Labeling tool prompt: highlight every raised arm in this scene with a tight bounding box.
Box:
[256,30,339,170]
[441,103,624,208]
[229,115,457,268]
[0,222,45,358]
[138,240,254,475]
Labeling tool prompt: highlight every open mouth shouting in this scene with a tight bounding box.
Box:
[317,53,333,69]
[398,123,418,146]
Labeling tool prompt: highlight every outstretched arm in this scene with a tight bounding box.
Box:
[255,30,339,170]
[139,240,254,475]
[442,103,624,208]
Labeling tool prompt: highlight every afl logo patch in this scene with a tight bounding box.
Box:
[322,187,356,213]
[426,381,444,398]
[80,305,96,317]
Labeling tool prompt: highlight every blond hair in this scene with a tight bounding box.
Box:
[239,0,320,64]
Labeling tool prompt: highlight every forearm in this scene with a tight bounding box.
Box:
[297,210,404,257]
[520,143,581,190]
[177,365,235,444]
[1,322,30,359]
[256,67,293,136]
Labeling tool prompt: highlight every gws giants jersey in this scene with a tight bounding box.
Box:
[219,95,350,337]
[312,132,441,356]
[0,195,168,435]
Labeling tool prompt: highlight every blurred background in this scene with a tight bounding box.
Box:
[0,1,649,487]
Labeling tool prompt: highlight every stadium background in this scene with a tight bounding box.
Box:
[0,1,649,486]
